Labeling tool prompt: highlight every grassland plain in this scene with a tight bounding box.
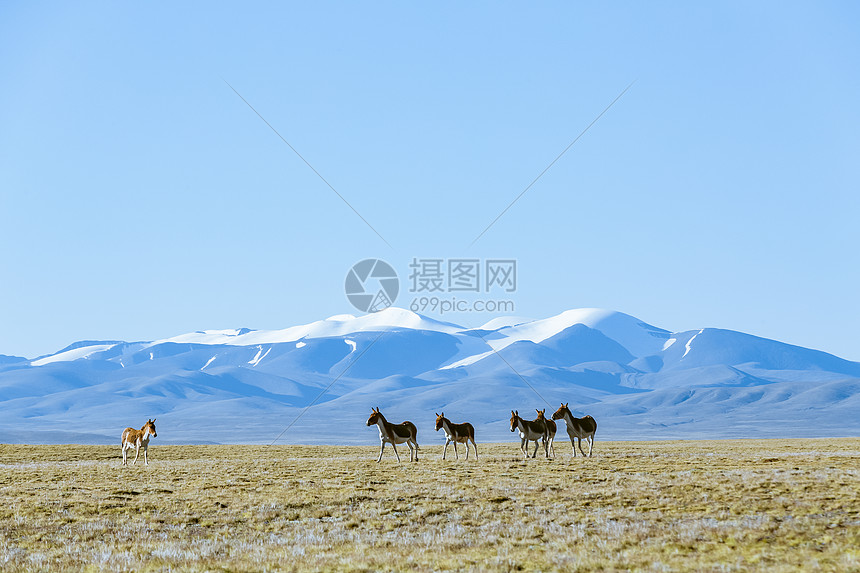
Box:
[0,439,858,572]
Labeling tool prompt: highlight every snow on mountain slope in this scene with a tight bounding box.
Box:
[155,308,463,347]
[660,328,860,376]
[0,308,858,444]
[443,324,636,375]
[488,308,670,358]
[31,344,119,366]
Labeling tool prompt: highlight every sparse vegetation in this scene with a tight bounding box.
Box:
[1,439,858,571]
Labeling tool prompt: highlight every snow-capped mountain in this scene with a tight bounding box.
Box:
[1,308,857,444]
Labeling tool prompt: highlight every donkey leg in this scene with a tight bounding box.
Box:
[471,439,478,460]
[443,440,449,460]
[143,445,148,466]
[391,443,402,463]
[588,435,594,457]
[122,444,128,466]
[532,440,540,458]
[453,441,459,460]
[578,437,588,457]
[377,441,386,463]
[569,433,578,457]
[131,444,141,465]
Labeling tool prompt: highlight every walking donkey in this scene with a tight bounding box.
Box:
[510,410,552,459]
[366,407,419,462]
[551,402,597,457]
[434,412,478,460]
[535,409,557,459]
[121,418,157,466]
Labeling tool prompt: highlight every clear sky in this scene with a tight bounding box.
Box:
[1,2,858,361]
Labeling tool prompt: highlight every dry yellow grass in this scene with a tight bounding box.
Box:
[1,439,858,572]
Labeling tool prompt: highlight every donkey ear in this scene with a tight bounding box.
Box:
[515,410,519,416]
[441,412,444,417]
[152,418,156,422]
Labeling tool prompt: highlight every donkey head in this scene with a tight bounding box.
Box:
[366,407,382,426]
[551,402,570,421]
[510,410,520,433]
[434,412,445,431]
[145,418,157,438]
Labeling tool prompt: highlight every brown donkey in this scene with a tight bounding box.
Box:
[121,418,157,466]
[535,409,557,459]
[510,410,550,459]
[366,407,419,462]
[551,402,597,457]
[435,412,478,460]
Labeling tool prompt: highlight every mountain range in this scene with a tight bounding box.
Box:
[1,308,858,445]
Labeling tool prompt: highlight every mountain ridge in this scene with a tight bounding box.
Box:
[1,308,857,444]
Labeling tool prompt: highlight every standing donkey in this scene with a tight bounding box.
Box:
[366,407,419,462]
[434,412,478,460]
[121,418,157,466]
[510,410,551,459]
[535,409,557,459]
[551,402,597,457]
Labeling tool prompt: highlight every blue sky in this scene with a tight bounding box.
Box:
[1,2,858,360]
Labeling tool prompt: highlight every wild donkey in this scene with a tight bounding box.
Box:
[535,409,557,459]
[434,412,478,460]
[551,402,597,457]
[366,407,419,462]
[121,419,157,466]
[510,410,551,459]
